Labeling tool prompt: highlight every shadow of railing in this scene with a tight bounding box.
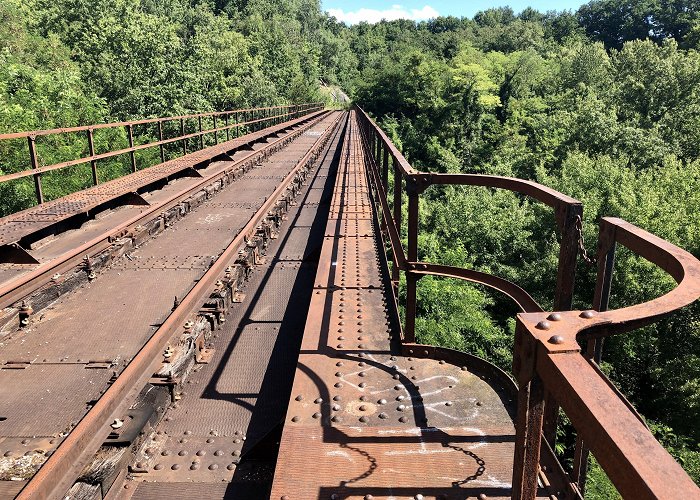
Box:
[354,105,700,500]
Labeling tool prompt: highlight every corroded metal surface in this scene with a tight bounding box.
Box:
[119,112,349,499]
[0,112,342,499]
[271,112,519,500]
[0,109,325,249]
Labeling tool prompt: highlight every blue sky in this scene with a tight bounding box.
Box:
[322,1,587,24]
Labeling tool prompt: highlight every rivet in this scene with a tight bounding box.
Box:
[209,464,219,470]
[331,415,341,422]
[394,385,402,390]
[548,335,565,345]
[227,463,236,470]
[359,416,368,423]
[315,398,323,404]
[313,412,321,419]
[178,450,187,456]
[476,401,483,406]
[397,404,406,412]
[333,395,342,401]
[292,416,300,422]
[547,313,562,321]
[171,464,180,470]
[295,395,303,401]
[154,464,164,470]
[332,404,341,411]
[359,371,366,377]
[190,463,199,470]
[335,382,343,388]
[196,450,206,456]
[580,310,597,318]
[536,320,551,330]
[399,416,408,423]
[336,361,343,367]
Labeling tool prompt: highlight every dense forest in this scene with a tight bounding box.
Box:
[2,0,700,496]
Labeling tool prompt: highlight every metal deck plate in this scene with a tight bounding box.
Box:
[271,112,519,500]
[0,268,200,363]
[0,364,112,436]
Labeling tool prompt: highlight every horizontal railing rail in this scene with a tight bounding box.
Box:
[354,105,700,499]
[0,103,323,206]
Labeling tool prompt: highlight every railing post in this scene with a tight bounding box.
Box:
[157,120,165,163]
[392,166,402,291]
[382,145,389,192]
[405,185,419,344]
[571,219,617,494]
[512,373,546,500]
[198,116,204,149]
[87,129,98,185]
[180,118,187,155]
[554,203,583,311]
[225,114,230,141]
[127,124,137,173]
[213,115,218,144]
[543,202,583,450]
[512,319,545,500]
[28,136,44,205]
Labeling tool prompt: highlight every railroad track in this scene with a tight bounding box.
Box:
[0,110,345,499]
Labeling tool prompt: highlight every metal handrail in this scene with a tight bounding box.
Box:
[353,105,700,499]
[0,103,324,205]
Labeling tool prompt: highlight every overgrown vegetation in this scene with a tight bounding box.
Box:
[1,0,699,495]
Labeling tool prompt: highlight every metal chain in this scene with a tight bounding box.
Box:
[575,215,598,267]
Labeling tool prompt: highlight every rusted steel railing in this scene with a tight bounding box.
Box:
[0,103,323,205]
[354,105,700,499]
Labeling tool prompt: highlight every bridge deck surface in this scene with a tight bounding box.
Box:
[270,113,522,500]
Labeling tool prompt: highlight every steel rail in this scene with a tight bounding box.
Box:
[0,103,323,140]
[15,111,344,500]
[0,105,324,184]
[0,110,330,311]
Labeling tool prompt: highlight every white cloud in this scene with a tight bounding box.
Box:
[327,4,440,24]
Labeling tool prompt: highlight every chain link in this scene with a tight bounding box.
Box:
[575,215,598,267]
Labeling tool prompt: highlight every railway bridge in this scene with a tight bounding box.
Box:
[0,105,698,499]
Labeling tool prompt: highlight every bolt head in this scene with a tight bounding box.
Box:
[536,320,551,330]
[580,310,597,319]
[548,335,565,345]
[547,313,562,321]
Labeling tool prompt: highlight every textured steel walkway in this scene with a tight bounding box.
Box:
[120,112,349,499]
[270,112,520,499]
[0,112,341,497]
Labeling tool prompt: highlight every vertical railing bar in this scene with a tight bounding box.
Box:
[87,129,98,185]
[572,221,617,495]
[198,116,204,149]
[127,124,136,173]
[543,202,584,454]
[225,114,230,141]
[213,115,218,145]
[157,120,165,164]
[405,187,419,344]
[28,136,44,205]
[180,118,186,155]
